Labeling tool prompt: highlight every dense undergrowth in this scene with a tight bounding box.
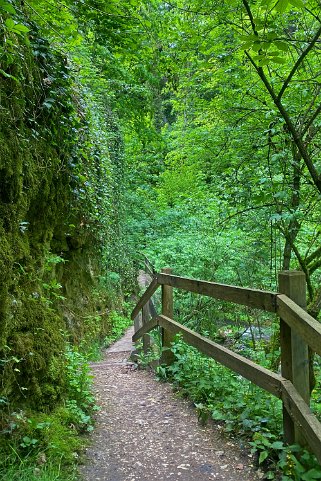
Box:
[143,332,321,481]
[2,0,321,480]
[0,311,132,481]
[0,1,135,477]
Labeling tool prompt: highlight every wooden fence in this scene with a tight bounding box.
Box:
[131,268,321,464]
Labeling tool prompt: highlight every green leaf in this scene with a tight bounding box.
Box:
[271,441,284,449]
[289,0,304,7]
[270,56,287,64]
[242,41,254,49]
[5,18,29,36]
[267,32,277,40]
[302,469,321,481]
[5,17,15,29]
[266,472,275,480]
[258,58,271,66]
[13,24,30,33]
[0,0,16,14]
[252,42,262,52]
[259,450,269,464]
[274,41,288,52]
[240,34,259,41]
[275,0,289,12]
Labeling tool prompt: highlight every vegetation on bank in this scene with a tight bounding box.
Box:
[153,335,321,481]
[2,0,321,480]
[0,310,132,480]
[0,0,135,477]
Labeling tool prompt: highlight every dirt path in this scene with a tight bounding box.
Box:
[80,329,261,481]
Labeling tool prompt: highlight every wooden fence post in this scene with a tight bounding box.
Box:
[142,303,151,354]
[160,267,175,365]
[134,311,142,335]
[279,270,310,446]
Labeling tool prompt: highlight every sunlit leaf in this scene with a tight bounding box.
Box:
[13,24,29,33]
[270,56,287,64]
[5,17,15,29]
[289,0,305,7]
[274,0,289,13]
[0,0,16,14]
[274,41,288,52]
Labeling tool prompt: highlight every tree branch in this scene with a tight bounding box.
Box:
[306,244,321,266]
[279,225,314,301]
[242,0,259,36]
[277,24,321,101]
[217,203,275,228]
[302,102,321,137]
[309,258,321,275]
[245,51,321,193]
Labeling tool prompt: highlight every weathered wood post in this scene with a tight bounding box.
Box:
[142,303,151,354]
[160,267,175,365]
[279,270,310,445]
[134,311,142,334]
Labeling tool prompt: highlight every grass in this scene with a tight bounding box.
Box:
[0,459,78,481]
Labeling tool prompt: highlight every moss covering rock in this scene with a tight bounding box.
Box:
[0,7,124,416]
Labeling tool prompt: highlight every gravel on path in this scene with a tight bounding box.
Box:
[80,328,261,481]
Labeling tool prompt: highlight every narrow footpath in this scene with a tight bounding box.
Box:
[80,328,261,481]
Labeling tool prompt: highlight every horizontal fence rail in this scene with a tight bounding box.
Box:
[158,314,282,397]
[277,294,321,357]
[157,273,278,312]
[131,269,321,464]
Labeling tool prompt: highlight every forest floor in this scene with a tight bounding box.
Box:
[80,327,262,481]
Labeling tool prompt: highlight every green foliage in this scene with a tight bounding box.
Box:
[135,330,163,368]
[0,460,77,481]
[64,344,96,426]
[162,336,282,435]
[156,336,321,479]
[0,0,136,412]
[3,0,321,480]
[250,436,321,480]
[104,311,132,347]
[0,341,97,478]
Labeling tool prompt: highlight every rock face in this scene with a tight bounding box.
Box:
[0,20,122,411]
[0,33,73,409]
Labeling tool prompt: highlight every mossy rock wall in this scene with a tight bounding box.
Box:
[0,20,121,411]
